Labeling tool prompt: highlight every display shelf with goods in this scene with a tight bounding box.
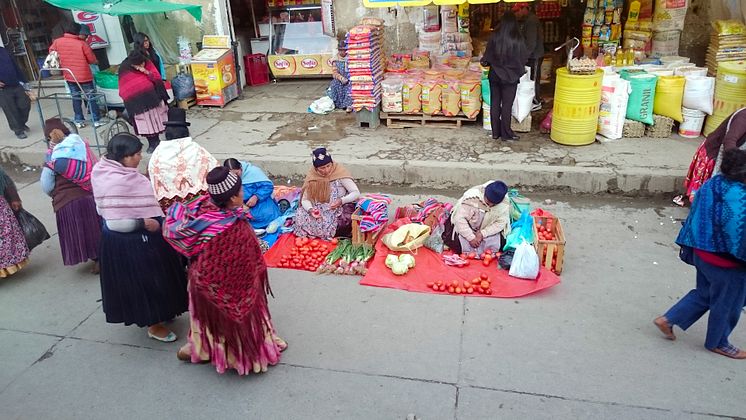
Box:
[267,2,335,78]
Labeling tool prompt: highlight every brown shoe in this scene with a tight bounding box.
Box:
[177,344,191,361]
[654,316,676,340]
[90,261,100,275]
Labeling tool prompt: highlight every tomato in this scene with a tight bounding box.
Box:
[471,278,480,285]
[455,287,462,294]
[451,280,459,288]
[480,280,490,289]
[460,253,467,260]
[439,285,446,292]
[484,248,492,255]
[468,252,477,259]
[480,273,488,280]
[448,286,455,293]
[467,287,474,294]
[482,259,490,267]
[435,280,443,286]
[463,281,471,289]
[426,282,434,288]
[485,288,493,295]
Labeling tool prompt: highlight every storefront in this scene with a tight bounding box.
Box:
[227,0,337,79]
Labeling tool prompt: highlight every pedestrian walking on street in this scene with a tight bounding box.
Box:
[676,107,746,206]
[49,22,103,128]
[294,147,360,240]
[118,51,169,153]
[165,166,287,374]
[0,46,31,139]
[148,108,217,211]
[40,118,102,273]
[91,133,188,342]
[513,2,544,111]
[133,32,166,81]
[0,165,29,278]
[655,148,746,360]
[480,11,528,141]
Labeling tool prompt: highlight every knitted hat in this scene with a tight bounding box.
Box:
[484,181,508,205]
[312,147,333,168]
[43,117,70,140]
[163,107,191,127]
[206,166,241,204]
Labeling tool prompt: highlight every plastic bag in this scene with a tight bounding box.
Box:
[423,223,445,253]
[15,209,50,251]
[498,249,514,270]
[511,71,535,123]
[309,96,335,114]
[653,75,685,122]
[94,71,118,90]
[682,76,715,115]
[503,210,534,251]
[508,189,531,222]
[172,73,196,100]
[509,241,540,280]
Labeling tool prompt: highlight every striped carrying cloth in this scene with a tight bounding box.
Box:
[355,194,392,233]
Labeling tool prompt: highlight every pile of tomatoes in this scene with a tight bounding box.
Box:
[536,222,556,241]
[458,250,497,267]
[542,247,560,273]
[427,273,493,295]
[277,237,336,271]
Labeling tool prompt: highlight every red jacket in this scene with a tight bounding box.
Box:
[49,34,97,83]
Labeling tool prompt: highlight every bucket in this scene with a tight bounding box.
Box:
[703,61,746,135]
[679,107,705,138]
[551,68,604,146]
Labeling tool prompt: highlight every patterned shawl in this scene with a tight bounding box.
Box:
[677,175,746,262]
[91,157,164,220]
[301,163,352,204]
[164,195,248,258]
[148,137,218,203]
[45,134,97,192]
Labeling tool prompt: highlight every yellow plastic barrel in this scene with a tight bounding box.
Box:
[551,68,604,145]
[703,61,746,136]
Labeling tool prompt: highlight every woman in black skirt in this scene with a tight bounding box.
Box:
[480,11,529,141]
[91,133,187,342]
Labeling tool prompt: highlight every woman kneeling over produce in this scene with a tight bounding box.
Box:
[451,180,511,255]
[294,147,360,240]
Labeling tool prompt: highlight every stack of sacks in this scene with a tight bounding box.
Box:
[650,0,688,58]
[347,25,385,111]
[706,20,746,76]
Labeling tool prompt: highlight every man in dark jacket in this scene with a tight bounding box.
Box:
[514,2,544,111]
[0,46,31,139]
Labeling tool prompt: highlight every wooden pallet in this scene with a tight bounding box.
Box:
[177,97,196,110]
[381,111,477,129]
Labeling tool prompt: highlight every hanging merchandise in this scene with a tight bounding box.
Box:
[625,73,657,125]
[597,73,631,140]
[457,4,470,34]
[653,75,685,122]
[682,75,715,115]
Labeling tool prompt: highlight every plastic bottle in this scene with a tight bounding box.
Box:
[626,49,635,66]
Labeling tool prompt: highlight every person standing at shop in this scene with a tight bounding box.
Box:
[480,11,528,141]
[513,2,544,111]
[49,22,103,129]
[133,32,166,81]
[0,46,31,139]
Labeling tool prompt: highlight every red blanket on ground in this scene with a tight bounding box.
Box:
[265,233,561,298]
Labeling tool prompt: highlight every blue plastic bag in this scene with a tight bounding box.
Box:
[503,210,534,251]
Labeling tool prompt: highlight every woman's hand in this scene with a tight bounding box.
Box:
[134,65,150,75]
[10,201,22,212]
[329,198,343,210]
[468,231,483,248]
[247,195,259,207]
[143,218,160,232]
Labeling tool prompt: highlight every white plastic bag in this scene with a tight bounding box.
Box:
[598,74,630,140]
[509,241,540,280]
[308,96,335,114]
[682,75,715,115]
[511,70,535,123]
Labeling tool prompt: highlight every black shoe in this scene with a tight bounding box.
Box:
[15,131,27,139]
[146,139,160,153]
[503,135,520,142]
[492,135,500,140]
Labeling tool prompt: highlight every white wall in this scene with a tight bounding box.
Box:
[101,14,127,65]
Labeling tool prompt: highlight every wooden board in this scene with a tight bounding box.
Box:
[533,215,566,275]
[177,97,196,110]
[381,111,477,129]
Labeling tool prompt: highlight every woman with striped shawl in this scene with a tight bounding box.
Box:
[164,166,286,375]
[40,118,102,273]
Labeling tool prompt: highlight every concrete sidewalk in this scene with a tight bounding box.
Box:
[0,81,699,194]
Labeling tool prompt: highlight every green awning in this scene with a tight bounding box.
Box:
[44,0,202,22]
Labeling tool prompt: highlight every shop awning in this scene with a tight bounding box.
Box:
[364,0,532,7]
[43,0,202,22]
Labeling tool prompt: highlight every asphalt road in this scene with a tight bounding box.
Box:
[1,170,744,420]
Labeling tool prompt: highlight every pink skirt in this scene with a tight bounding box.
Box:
[133,102,168,135]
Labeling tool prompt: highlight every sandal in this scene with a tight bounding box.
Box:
[672,195,687,207]
[711,344,746,360]
[177,344,191,361]
[653,316,676,340]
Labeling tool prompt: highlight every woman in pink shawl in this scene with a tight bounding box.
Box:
[91,133,187,342]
